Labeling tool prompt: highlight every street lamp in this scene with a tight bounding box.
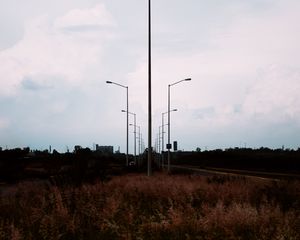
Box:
[158,125,162,167]
[158,126,161,154]
[122,110,136,164]
[137,126,141,155]
[147,0,152,176]
[130,123,141,166]
[106,81,129,166]
[161,109,177,169]
[167,78,191,172]
[137,125,141,166]
[162,109,177,153]
[141,133,144,153]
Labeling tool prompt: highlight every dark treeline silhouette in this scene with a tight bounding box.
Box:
[0,147,130,185]
[1,147,300,184]
[169,147,300,174]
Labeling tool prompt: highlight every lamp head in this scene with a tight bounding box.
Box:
[121,110,126,112]
[173,109,178,112]
[185,78,192,81]
[106,81,112,84]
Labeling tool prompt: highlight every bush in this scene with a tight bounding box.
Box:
[0,174,299,239]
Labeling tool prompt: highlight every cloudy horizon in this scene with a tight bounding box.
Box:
[0,0,300,153]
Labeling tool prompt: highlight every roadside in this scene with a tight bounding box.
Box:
[169,165,300,182]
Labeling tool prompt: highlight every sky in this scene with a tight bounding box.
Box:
[0,0,300,153]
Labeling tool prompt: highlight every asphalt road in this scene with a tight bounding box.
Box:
[169,165,300,182]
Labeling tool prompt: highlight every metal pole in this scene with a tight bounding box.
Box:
[157,134,159,152]
[166,78,191,172]
[138,126,141,155]
[159,127,161,168]
[168,84,171,172]
[162,113,164,168]
[141,133,143,153]
[147,0,152,176]
[159,126,161,154]
[134,113,136,164]
[156,134,159,168]
[106,81,129,166]
[162,113,164,153]
[126,87,129,166]
[139,127,141,166]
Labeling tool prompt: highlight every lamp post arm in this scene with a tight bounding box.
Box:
[169,78,192,87]
[170,79,185,87]
[106,81,128,89]
[123,110,136,116]
[113,82,128,89]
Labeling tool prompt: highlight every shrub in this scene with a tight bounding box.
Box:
[0,174,299,239]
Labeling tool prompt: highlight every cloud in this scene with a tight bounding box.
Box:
[243,65,300,123]
[21,76,53,91]
[54,3,115,30]
[1,0,299,150]
[0,4,115,97]
[0,117,10,130]
[127,0,300,149]
[0,3,123,150]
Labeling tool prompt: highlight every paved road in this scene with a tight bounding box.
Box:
[169,165,300,182]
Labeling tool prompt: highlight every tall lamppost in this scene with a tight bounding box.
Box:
[158,126,161,154]
[122,110,136,163]
[130,123,141,166]
[106,81,129,166]
[162,109,177,153]
[162,109,177,168]
[147,0,152,176]
[137,125,141,166]
[135,125,141,155]
[157,126,162,168]
[141,133,144,152]
[167,78,191,172]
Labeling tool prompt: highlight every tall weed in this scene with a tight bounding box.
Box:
[0,174,299,239]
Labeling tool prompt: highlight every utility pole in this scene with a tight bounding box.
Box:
[167,78,191,172]
[147,0,152,176]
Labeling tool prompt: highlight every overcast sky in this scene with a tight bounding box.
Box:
[0,0,300,152]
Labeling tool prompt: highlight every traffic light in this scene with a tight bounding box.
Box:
[173,141,178,151]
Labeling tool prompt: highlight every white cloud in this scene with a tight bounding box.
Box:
[139,0,299,114]
[1,0,300,150]
[126,0,300,150]
[0,4,115,97]
[54,3,115,29]
[243,65,300,123]
[0,117,10,130]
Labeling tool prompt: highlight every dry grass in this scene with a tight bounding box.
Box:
[0,173,299,239]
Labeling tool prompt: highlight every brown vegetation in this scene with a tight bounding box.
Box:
[0,174,299,239]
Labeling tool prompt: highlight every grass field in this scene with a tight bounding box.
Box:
[0,173,299,239]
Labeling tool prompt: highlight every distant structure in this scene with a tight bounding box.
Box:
[0,147,2,151]
[173,141,178,151]
[115,146,121,154]
[74,145,82,153]
[95,145,113,154]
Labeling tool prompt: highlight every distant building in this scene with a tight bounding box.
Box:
[0,147,2,151]
[96,145,113,154]
[74,145,82,153]
[115,146,121,154]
